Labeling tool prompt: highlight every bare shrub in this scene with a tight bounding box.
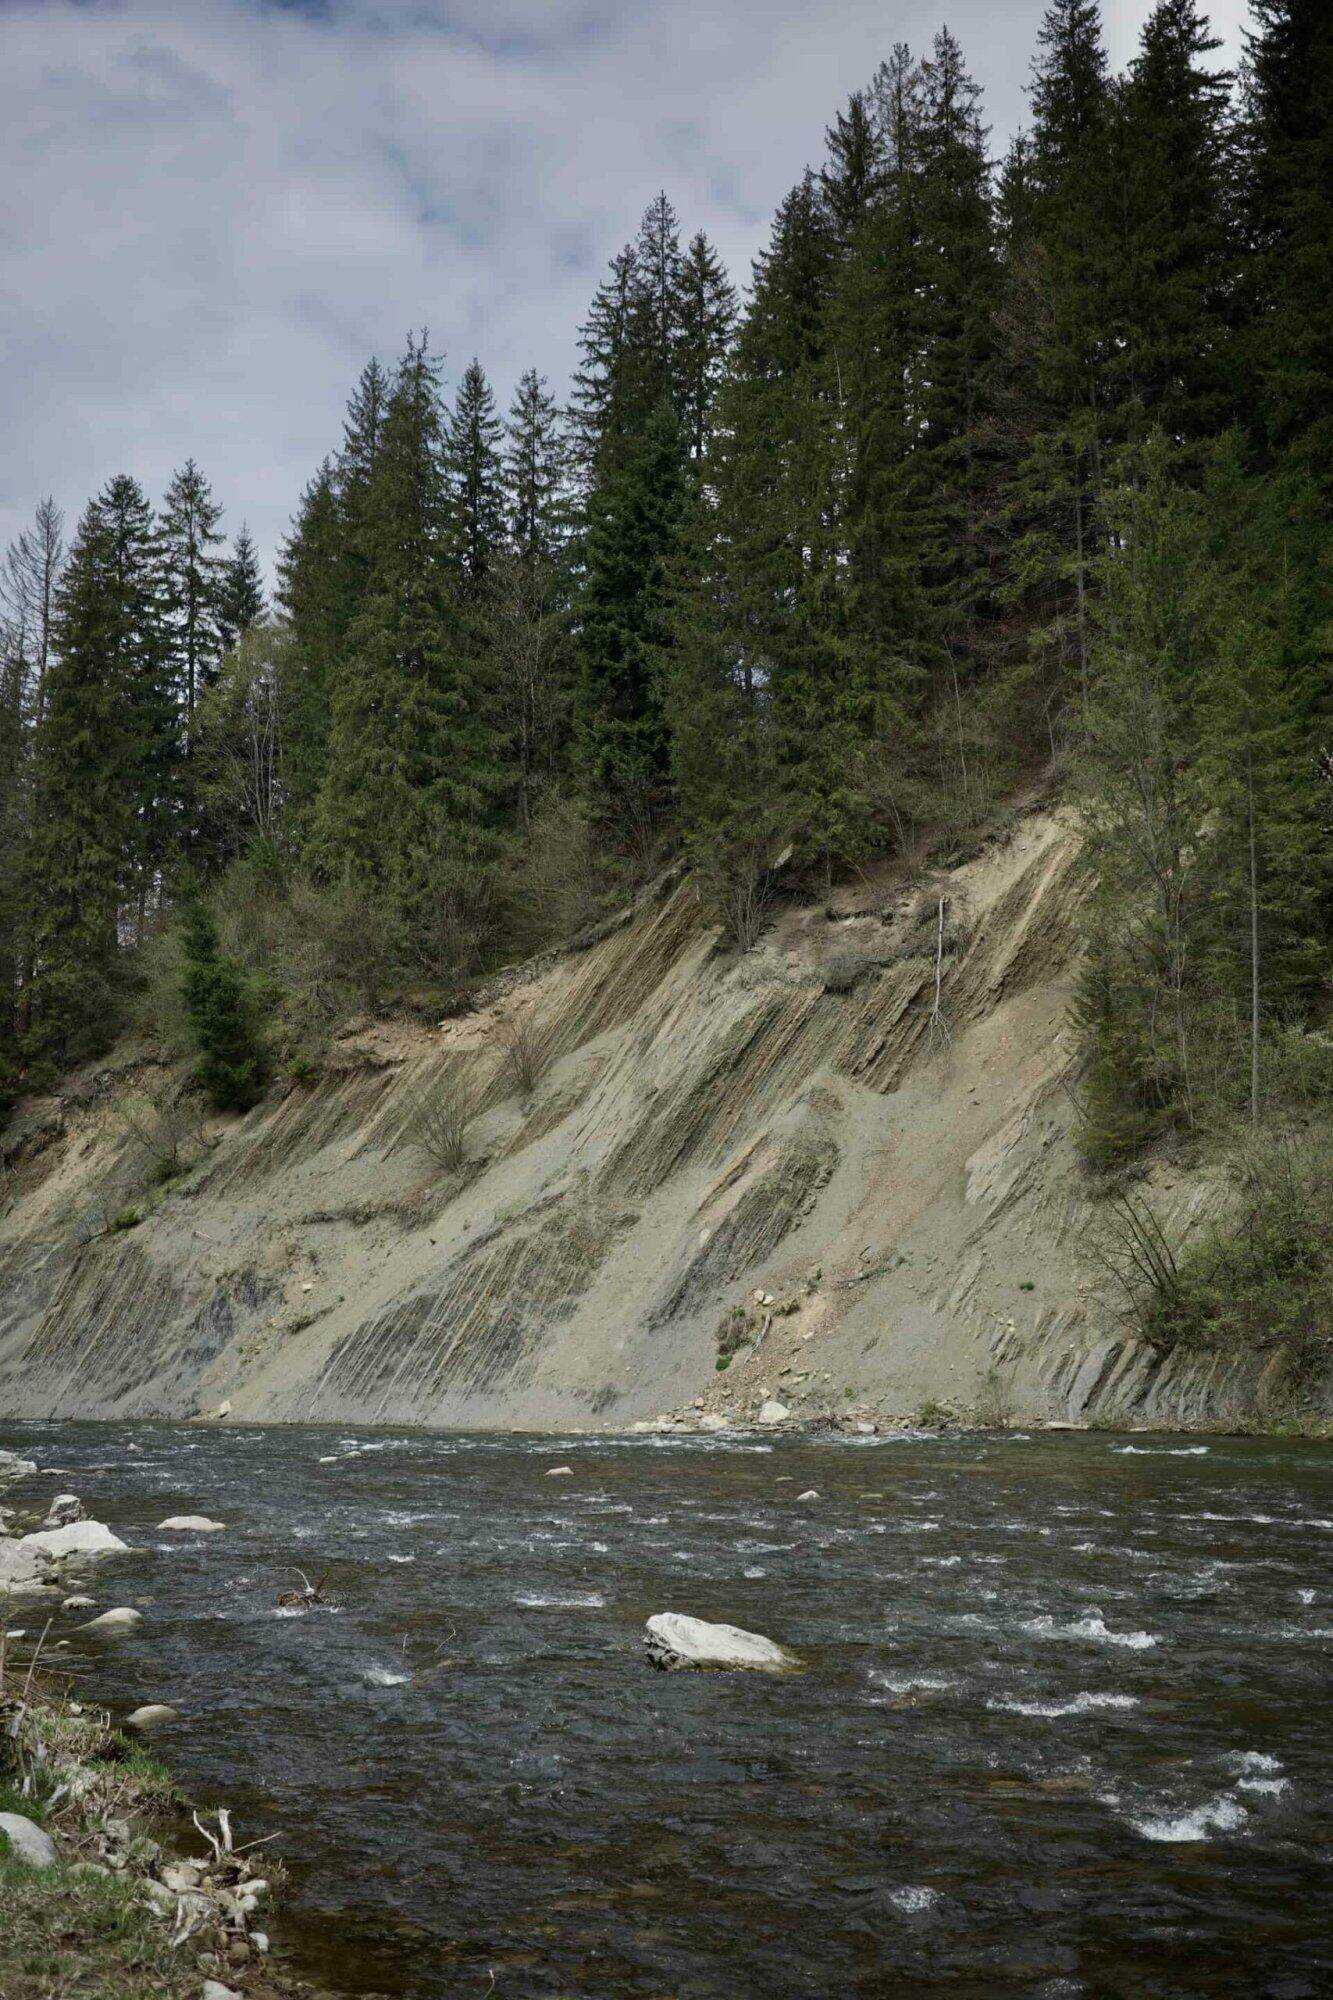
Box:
[117,1081,204,1187]
[495,1011,544,1102]
[721,865,770,953]
[406,1069,472,1174]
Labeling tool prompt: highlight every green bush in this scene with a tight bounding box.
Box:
[1109,1138,1332,1387]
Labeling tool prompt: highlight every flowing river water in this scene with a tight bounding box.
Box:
[3,1420,1330,1999]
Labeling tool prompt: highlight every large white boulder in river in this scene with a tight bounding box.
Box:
[76,1606,142,1636]
[20,1520,128,1563]
[645,1612,801,1673]
[0,1539,49,1590]
[0,1450,37,1486]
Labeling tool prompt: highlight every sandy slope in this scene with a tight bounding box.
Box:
[0,807,1287,1430]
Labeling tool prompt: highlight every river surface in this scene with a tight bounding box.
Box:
[3,1422,1330,1999]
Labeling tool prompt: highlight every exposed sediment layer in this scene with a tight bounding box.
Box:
[0,809,1298,1431]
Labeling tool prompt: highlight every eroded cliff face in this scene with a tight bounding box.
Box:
[0,808,1283,1431]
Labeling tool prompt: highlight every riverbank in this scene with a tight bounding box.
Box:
[0,1455,332,2000]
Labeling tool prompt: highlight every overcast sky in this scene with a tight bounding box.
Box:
[3,0,1250,582]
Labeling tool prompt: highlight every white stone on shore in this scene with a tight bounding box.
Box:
[20,1520,128,1563]
[0,1811,57,1867]
[697,1413,730,1432]
[202,1984,241,2000]
[76,1606,142,1636]
[757,1399,791,1426]
[125,1704,178,1732]
[157,1516,225,1532]
[644,1611,801,1673]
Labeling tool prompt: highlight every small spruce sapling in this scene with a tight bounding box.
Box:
[178,898,267,1112]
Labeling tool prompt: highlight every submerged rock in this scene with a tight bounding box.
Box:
[76,1606,142,1636]
[157,1515,225,1532]
[645,1611,801,1673]
[0,1811,57,1867]
[20,1520,128,1563]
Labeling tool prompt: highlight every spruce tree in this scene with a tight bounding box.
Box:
[1113,0,1237,452]
[570,243,641,486]
[630,192,684,397]
[275,461,342,845]
[675,232,737,467]
[315,337,499,919]
[161,458,225,734]
[992,0,1115,708]
[504,368,568,566]
[101,475,178,910]
[446,358,506,594]
[218,525,265,651]
[576,397,686,831]
[24,495,139,1067]
[1240,0,1333,492]
[820,90,884,246]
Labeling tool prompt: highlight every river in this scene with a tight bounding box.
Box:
[3,1421,1330,1998]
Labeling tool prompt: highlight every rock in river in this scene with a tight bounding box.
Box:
[157,1515,226,1532]
[645,1612,801,1673]
[20,1520,128,1563]
[43,1494,86,1528]
[76,1606,142,1636]
[0,1450,37,1487]
[125,1704,178,1732]
[0,1540,48,1591]
[0,1811,57,1867]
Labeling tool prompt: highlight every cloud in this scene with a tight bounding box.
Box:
[1,0,1251,580]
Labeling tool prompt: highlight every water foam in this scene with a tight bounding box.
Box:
[1024,1609,1159,1650]
[515,1590,606,1609]
[988,1691,1140,1718]
[1128,1794,1247,1843]
[887,1886,940,1913]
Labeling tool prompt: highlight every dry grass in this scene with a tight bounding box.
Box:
[495,1011,545,1102]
